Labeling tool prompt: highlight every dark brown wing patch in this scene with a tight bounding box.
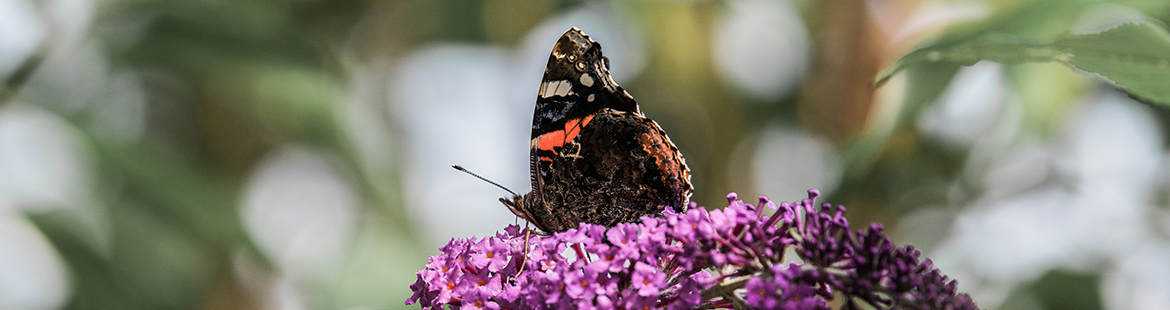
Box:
[523,109,692,232]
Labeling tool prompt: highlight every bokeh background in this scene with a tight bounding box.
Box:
[2,0,1169,309]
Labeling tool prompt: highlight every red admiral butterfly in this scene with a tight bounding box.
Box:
[499,27,693,233]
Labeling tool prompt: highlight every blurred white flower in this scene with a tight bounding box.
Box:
[1059,94,1161,259]
[42,0,95,48]
[713,0,810,102]
[0,104,93,211]
[977,136,1050,201]
[1103,242,1170,310]
[0,208,70,310]
[931,187,1077,306]
[0,0,45,77]
[918,61,1008,147]
[389,45,525,249]
[750,124,841,200]
[1063,93,1163,199]
[242,145,358,285]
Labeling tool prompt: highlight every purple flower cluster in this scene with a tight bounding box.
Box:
[406,190,979,310]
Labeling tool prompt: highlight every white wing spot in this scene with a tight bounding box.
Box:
[553,80,572,97]
[587,94,595,102]
[540,80,573,98]
[579,74,594,87]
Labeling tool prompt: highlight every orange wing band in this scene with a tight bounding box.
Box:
[536,114,597,161]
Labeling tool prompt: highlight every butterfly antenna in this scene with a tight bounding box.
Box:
[452,164,520,197]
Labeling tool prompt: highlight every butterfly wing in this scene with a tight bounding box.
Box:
[527,109,692,232]
[517,28,692,233]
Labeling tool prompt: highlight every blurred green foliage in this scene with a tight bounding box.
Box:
[877,18,1170,106]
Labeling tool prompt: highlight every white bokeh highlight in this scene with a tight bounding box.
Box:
[242,146,359,285]
[751,124,842,200]
[713,0,810,102]
[42,0,95,48]
[390,45,527,249]
[918,61,1008,147]
[1103,242,1170,310]
[0,0,45,77]
[0,104,93,211]
[0,209,70,310]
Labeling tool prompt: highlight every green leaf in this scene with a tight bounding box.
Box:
[876,21,1170,105]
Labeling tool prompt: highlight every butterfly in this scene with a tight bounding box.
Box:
[499,27,693,233]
